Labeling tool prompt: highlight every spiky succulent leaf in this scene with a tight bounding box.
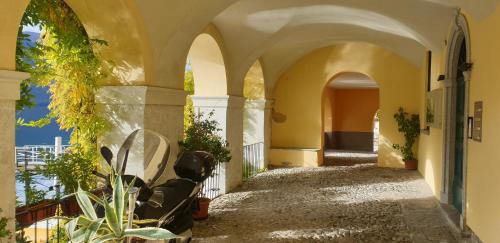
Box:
[114,175,125,230]
[83,218,105,242]
[123,227,177,240]
[104,201,121,237]
[75,186,97,220]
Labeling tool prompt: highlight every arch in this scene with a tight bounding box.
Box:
[441,12,471,226]
[271,43,421,168]
[53,0,151,85]
[187,31,228,96]
[243,60,266,99]
[321,72,380,153]
[242,60,267,178]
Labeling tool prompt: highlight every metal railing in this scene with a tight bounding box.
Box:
[243,142,265,180]
[16,201,64,243]
[15,145,70,169]
[201,162,222,199]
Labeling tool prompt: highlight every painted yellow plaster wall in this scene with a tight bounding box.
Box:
[418,50,446,200]
[417,8,500,242]
[462,8,500,242]
[0,0,28,70]
[271,43,420,168]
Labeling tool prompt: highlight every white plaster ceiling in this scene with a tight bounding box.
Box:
[328,73,378,89]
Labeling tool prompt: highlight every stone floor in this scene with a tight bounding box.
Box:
[323,150,378,166]
[192,157,459,243]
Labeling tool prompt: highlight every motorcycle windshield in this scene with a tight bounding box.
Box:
[115,129,171,187]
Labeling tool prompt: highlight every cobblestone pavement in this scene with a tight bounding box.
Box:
[192,161,458,243]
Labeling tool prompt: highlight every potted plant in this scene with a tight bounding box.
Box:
[393,107,420,170]
[63,175,177,242]
[179,111,231,220]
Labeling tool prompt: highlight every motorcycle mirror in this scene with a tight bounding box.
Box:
[100,146,113,166]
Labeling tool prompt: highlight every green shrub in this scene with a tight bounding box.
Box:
[179,111,231,164]
[393,107,420,161]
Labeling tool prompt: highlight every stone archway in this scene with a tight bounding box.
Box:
[441,13,472,227]
[186,29,244,195]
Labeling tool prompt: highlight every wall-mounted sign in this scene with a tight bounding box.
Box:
[425,89,443,128]
[473,101,483,142]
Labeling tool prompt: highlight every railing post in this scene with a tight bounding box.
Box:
[54,137,63,157]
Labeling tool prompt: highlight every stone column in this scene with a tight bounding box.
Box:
[192,96,245,194]
[97,86,188,183]
[0,70,29,237]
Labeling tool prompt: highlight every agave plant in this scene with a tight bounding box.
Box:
[64,175,177,242]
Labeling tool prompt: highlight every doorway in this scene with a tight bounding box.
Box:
[442,14,470,222]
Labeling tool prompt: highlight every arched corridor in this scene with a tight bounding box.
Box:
[2,1,500,242]
[192,164,457,242]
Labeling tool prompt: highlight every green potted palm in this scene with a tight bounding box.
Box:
[393,107,420,170]
[179,111,231,220]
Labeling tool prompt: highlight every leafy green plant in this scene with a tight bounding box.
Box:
[179,111,232,164]
[39,148,96,193]
[16,171,47,206]
[64,175,177,242]
[184,69,195,130]
[0,209,12,240]
[16,0,109,167]
[393,107,420,161]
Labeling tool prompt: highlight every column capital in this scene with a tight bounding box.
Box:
[192,95,246,108]
[97,86,188,106]
[0,70,30,100]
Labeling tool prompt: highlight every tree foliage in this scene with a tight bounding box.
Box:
[16,0,109,192]
[393,107,420,161]
[184,70,195,130]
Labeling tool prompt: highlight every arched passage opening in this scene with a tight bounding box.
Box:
[322,72,380,166]
[242,60,266,179]
[3,1,154,240]
[185,32,236,198]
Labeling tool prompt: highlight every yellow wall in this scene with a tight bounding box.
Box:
[463,8,500,242]
[416,7,500,242]
[333,89,379,133]
[272,42,420,168]
[418,50,446,200]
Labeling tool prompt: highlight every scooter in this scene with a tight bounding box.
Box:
[97,129,216,243]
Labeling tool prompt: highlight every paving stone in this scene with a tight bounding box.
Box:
[192,158,459,243]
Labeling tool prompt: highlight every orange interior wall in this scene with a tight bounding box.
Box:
[332,89,379,132]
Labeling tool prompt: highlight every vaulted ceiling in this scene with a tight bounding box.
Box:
[25,0,500,93]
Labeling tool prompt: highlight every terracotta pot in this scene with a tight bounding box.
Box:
[404,159,418,170]
[192,197,211,220]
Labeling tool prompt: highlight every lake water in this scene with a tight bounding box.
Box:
[16,174,57,205]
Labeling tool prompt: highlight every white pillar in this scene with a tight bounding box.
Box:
[0,70,29,236]
[243,99,274,168]
[192,96,245,194]
[54,136,63,157]
[97,86,188,183]
[263,99,274,168]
